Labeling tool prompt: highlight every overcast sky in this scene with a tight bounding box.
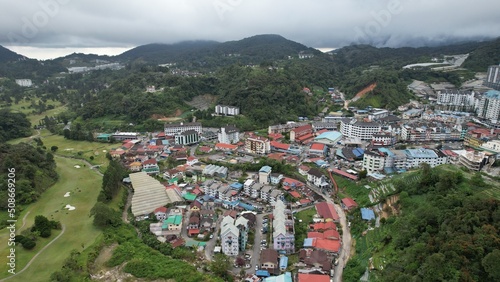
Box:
[1,0,500,59]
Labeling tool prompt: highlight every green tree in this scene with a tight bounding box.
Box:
[50,145,58,152]
[210,254,231,279]
[482,250,500,280]
[90,202,121,229]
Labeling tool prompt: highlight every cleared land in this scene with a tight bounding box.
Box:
[0,156,102,281]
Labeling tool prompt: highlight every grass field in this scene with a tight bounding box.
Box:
[0,156,102,280]
[0,99,67,126]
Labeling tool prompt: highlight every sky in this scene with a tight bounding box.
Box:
[1,0,500,60]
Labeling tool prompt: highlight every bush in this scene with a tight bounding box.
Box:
[40,228,52,238]
[22,239,36,250]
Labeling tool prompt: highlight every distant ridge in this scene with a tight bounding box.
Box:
[0,45,26,63]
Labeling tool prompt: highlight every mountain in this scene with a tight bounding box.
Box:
[462,37,500,71]
[0,45,26,63]
[116,34,320,65]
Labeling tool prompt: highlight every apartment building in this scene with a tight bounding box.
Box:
[245,136,271,155]
[273,200,295,254]
[458,150,489,171]
[436,90,477,112]
[477,90,500,124]
[484,64,500,90]
[404,148,448,169]
[218,125,240,144]
[215,105,240,116]
[340,119,382,140]
[164,122,202,135]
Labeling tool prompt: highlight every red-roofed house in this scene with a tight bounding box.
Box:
[311,221,337,231]
[199,146,213,153]
[215,143,238,151]
[290,191,301,199]
[297,273,331,282]
[270,141,290,152]
[268,133,284,141]
[315,202,339,222]
[299,199,312,205]
[298,165,310,176]
[290,124,313,142]
[309,143,327,156]
[186,156,198,166]
[142,158,160,175]
[267,153,286,161]
[341,198,358,211]
[310,237,341,253]
[296,133,315,144]
[154,206,168,220]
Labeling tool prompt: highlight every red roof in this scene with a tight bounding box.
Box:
[290,191,301,198]
[282,177,304,187]
[331,168,358,180]
[299,165,310,172]
[312,221,337,231]
[296,133,314,142]
[307,232,323,239]
[268,133,284,140]
[315,202,339,221]
[310,143,325,151]
[199,146,212,153]
[154,206,167,214]
[188,229,200,236]
[142,158,158,165]
[341,198,358,210]
[215,143,238,150]
[122,142,134,149]
[187,156,196,161]
[297,273,331,282]
[299,199,312,205]
[170,238,185,248]
[157,132,165,137]
[323,229,340,239]
[293,124,313,134]
[267,153,286,161]
[311,238,341,253]
[316,129,329,135]
[270,141,290,150]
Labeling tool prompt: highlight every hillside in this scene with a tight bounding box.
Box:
[462,37,500,71]
[0,45,25,63]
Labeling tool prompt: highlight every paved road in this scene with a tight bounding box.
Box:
[247,214,264,274]
[306,183,351,282]
[1,225,66,281]
[204,216,222,261]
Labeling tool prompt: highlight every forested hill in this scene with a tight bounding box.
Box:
[116,34,321,65]
[0,45,25,63]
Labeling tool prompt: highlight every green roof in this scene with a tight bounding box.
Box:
[97,133,112,138]
[183,193,197,201]
[164,215,182,228]
[142,167,160,173]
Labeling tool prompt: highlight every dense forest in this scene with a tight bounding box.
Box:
[0,143,58,217]
[345,165,500,282]
[0,109,32,142]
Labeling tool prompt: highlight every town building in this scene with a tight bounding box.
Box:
[477,90,500,124]
[368,109,390,121]
[220,215,240,256]
[215,105,240,116]
[290,124,314,143]
[458,150,490,171]
[484,64,500,90]
[111,132,140,141]
[174,130,200,145]
[404,148,448,169]
[436,90,477,112]
[273,200,295,254]
[307,168,329,189]
[164,122,202,135]
[340,119,382,140]
[218,125,240,144]
[245,136,270,155]
[15,79,32,87]
[259,165,272,184]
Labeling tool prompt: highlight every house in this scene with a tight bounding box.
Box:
[200,217,215,232]
[259,166,272,184]
[199,146,213,153]
[215,143,239,151]
[361,208,375,221]
[269,173,283,185]
[163,215,183,231]
[303,237,341,254]
[315,202,339,222]
[297,273,331,282]
[142,158,160,175]
[341,198,358,211]
[299,249,332,273]
[154,206,168,221]
[163,168,184,180]
[260,249,279,272]
[190,200,202,212]
[309,143,327,156]
[298,165,310,176]
[307,168,329,189]
[188,212,200,230]
[128,161,143,172]
[186,156,198,166]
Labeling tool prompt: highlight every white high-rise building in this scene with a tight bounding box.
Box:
[477,90,500,124]
[217,125,239,144]
[436,90,477,112]
[485,64,500,90]
[215,105,240,116]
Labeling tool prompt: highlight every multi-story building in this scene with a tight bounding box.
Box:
[235,216,249,251]
[245,136,270,155]
[481,140,500,156]
[259,165,272,184]
[484,64,500,90]
[371,132,396,146]
[269,190,283,205]
[340,119,382,140]
[218,125,240,144]
[464,128,500,148]
[362,150,386,173]
[307,168,329,189]
[362,148,407,174]
[251,183,263,199]
[458,150,489,171]
[273,200,295,254]
[290,124,314,142]
[270,173,283,185]
[260,185,272,202]
[436,90,477,112]
[164,122,202,136]
[220,216,240,256]
[243,179,254,196]
[477,90,500,124]
[215,105,240,116]
[174,129,200,145]
[404,149,448,169]
[400,122,462,142]
[15,79,32,87]
[368,109,390,121]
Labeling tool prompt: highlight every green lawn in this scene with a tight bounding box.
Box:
[335,176,371,206]
[0,156,103,280]
[0,98,67,126]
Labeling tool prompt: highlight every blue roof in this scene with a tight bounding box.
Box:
[361,208,375,221]
[259,165,272,173]
[315,160,328,166]
[230,182,243,190]
[378,147,394,156]
[303,238,314,247]
[405,148,438,158]
[484,89,500,99]
[256,270,270,277]
[315,131,343,142]
[279,256,288,269]
[352,148,364,157]
[264,272,292,282]
[238,202,255,211]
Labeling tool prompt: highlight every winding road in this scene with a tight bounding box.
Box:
[0,225,66,281]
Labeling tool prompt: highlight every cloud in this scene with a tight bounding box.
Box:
[0,0,499,49]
